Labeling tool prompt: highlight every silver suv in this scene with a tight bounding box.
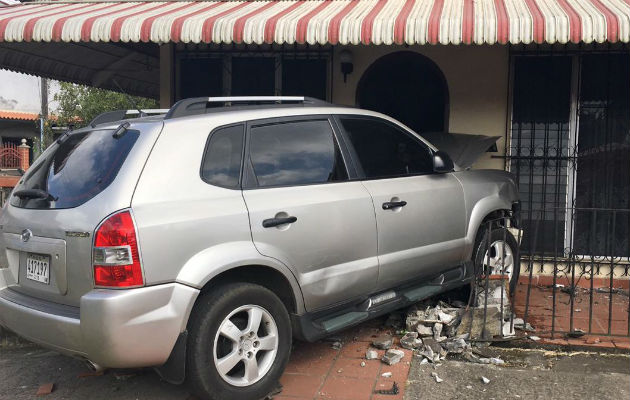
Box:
[0,97,520,400]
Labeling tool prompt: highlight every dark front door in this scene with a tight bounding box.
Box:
[356,52,449,134]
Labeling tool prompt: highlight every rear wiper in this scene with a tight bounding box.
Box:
[13,189,58,202]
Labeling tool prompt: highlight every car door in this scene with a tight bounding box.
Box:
[242,116,378,311]
[335,115,467,290]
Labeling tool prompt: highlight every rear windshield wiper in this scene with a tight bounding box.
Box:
[13,189,58,202]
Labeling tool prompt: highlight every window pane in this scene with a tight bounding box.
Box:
[231,57,275,96]
[11,129,139,209]
[282,59,327,100]
[249,120,347,187]
[339,117,433,179]
[201,125,244,188]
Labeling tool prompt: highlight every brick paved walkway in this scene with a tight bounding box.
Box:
[513,280,630,350]
[277,321,410,400]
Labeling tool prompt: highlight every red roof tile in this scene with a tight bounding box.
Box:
[0,110,39,121]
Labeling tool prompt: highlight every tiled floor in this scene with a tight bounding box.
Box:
[276,321,411,400]
[274,279,630,399]
[512,280,630,350]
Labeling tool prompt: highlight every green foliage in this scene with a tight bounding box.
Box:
[37,82,157,156]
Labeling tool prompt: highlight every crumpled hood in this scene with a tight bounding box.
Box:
[422,132,501,169]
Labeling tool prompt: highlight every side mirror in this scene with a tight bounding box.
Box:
[433,150,454,173]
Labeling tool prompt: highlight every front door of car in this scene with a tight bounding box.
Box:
[335,116,467,290]
[242,116,378,312]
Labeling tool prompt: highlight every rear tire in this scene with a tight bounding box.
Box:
[186,282,291,400]
[473,226,520,294]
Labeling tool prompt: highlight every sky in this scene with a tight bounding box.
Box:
[0,69,59,113]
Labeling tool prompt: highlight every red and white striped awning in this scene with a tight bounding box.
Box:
[0,0,629,46]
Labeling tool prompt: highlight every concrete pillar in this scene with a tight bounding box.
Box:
[18,139,29,171]
[159,43,175,108]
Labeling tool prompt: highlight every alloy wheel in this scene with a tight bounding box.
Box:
[213,304,279,387]
[482,239,515,281]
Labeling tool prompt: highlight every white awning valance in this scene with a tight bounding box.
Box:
[0,0,629,46]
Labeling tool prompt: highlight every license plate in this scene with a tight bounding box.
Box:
[26,253,50,284]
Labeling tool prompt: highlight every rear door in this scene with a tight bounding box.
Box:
[335,116,467,290]
[242,116,378,311]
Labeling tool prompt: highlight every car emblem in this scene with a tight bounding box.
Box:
[21,229,32,243]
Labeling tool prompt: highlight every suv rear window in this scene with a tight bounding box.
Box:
[10,128,139,209]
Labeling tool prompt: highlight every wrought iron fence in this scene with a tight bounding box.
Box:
[468,211,629,342]
[0,142,22,169]
[490,139,630,339]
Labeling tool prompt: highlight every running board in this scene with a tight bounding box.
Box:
[292,264,471,341]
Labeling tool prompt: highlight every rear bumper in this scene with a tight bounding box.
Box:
[0,278,199,369]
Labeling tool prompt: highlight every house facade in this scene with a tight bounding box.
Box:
[0,1,628,306]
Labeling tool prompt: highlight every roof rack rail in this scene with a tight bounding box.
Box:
[88,109,169,128]
[164,96,330,120]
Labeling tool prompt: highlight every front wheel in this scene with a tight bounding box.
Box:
[186,282,291,400]
[473,226,520,294]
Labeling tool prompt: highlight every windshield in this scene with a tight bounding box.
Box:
[10,128,140,209]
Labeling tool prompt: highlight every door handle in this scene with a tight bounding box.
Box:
[382,201,407,210]
[262,216,297,228]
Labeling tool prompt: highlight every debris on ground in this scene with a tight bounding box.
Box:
[374,382,399,395]
[366,349,379,360]
[77,370,104,378]
[381,372,392,378]
[479,357,505,365]
[372,335,394,350]
[382,349,405,365]
[566,329,586,338]
[400,332,423,350]
[36,383,55,396]
[431,372,444,383]
[391,279,523,366]
[331,341,342,350]
[481,376,491,384]
[360,361,366,367]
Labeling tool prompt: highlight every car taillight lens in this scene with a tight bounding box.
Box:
[93,210,143,288]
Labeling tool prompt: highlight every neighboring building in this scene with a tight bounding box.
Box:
[0,110,33,202]
[0,0,628,284]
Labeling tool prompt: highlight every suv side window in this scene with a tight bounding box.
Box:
[248,119,348,187]
[338,117,434,179]
[201,124,244,188]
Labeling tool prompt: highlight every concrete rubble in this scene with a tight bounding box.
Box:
[382,349,405,365]
[363,280,529,372]
[397,279,522,368]
[365,349,379,360]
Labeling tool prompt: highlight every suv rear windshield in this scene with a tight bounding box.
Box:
[10,128,139,209]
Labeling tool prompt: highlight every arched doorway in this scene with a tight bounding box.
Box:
[356,52,449,134]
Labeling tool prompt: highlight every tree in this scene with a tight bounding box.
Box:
[37,82,157,155]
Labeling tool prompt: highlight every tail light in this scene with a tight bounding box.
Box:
[93,210,143,288]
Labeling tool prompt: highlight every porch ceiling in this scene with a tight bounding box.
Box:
[0,40,160,98]
[1,0,630,47]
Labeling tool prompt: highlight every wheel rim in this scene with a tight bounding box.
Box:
[482,240,515,281]
[213,304,279,387]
